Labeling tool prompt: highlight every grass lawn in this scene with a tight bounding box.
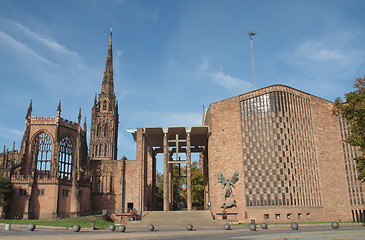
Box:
[0,216,113,229]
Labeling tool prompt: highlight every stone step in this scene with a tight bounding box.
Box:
[125,210,227,228]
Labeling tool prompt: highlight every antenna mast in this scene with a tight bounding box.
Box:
[249,30,257,90]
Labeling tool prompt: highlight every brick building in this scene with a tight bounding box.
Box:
[1,31,364,222]
[204,85,365,223]
[1,101,90,219]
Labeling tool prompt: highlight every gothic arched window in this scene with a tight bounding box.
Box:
[59,136,72,179]
[105,145,108,157]
[103,100,107,111]
[100,144,105,157]
[104,124,108,136]
[97,181,103,193]
[33,132,52,175]
[97,124,101,136]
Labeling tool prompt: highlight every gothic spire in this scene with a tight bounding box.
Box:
[78,108,82,125]
[101,28,114,96]
[94,94,97,107]
[25,99,32,119]
[83,116,87,131]
[57,100,61,117]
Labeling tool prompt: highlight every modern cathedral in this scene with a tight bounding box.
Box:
[1,32,364,223]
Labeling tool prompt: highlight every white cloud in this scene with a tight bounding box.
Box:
[211,71,252,90]
[0,123,23,140]
[0,20,100,99]
[195,59,252,91]
[0,30,53,65]
[293,30,364,68]
[9,21,80,59]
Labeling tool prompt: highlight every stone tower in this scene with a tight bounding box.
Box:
[89,30,119,160]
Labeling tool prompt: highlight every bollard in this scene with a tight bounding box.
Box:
[186,224,193,231]
[5,224,11,230]
[109,224,116,231]
[249,223,256,231]
[148,224,155,231]
[261,222,268,229]
[224,223,231,230]
[28,223,36,231]
[117,225,126,232]
[291,222,298,230]
[331,221,339,229]
[73,224,81,232]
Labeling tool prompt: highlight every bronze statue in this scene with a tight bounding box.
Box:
[218,170,239,208]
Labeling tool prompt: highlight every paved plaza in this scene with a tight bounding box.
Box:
[1,223,364,240]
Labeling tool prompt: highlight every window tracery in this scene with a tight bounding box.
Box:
[59,136,72,179]
[104,124,109,136]
[33,132,52,175]
[93,166,113,194]
[100,144,105,156]
[97,124,101,136]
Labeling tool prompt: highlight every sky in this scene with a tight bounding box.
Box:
[0,0,364,172]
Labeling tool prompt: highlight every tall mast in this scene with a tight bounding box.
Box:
[249,30,257,90]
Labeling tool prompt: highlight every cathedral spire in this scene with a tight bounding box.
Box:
[89,30,118,161]
[101,28,114,95]
[26,99,32,119]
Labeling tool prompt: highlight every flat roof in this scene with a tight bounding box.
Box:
[127,126,210,147]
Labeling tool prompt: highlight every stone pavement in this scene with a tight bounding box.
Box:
[1,222,365,240]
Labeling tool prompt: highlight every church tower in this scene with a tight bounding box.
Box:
[89,30,119,160]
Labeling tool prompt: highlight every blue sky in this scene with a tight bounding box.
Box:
[0,0,364,172]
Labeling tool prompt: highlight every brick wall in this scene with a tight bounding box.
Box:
[205,85,361,223]
[311,96,352,222]
[206,96,246,219]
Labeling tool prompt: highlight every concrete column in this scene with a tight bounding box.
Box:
[119,158,125,213]
[163,133,169,211]
[168,159,173,209]
[187,132,192,211]
[147,147,153,210]
[152,152,156,208]
[135,128,146,213]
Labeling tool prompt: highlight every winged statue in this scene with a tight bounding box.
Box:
[218,170,239,208]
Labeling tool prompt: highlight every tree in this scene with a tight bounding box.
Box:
[333,76,365,180]
[0,176,14,218]
[155,161,205,210]
[155,171,164,210]
[172,164,186,209]
[191,161,204,208]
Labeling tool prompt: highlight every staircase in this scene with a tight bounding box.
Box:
[125,211,227,229]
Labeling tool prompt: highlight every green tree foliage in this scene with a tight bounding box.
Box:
[155,161,205,210]
[0,176,14,217]
[172,164,186,209]
[333,76,365,181]
[191,161,204,208]
[155,171,164,210]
